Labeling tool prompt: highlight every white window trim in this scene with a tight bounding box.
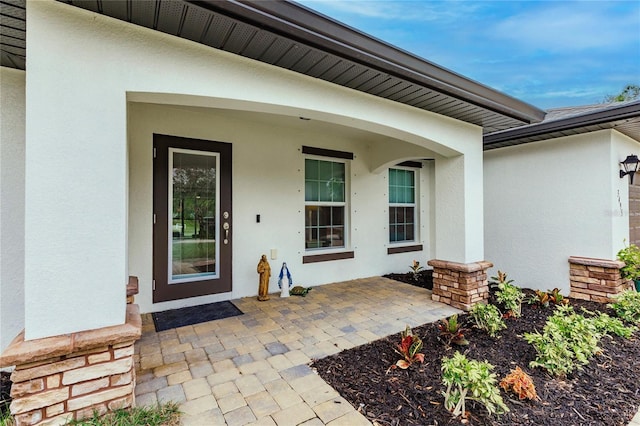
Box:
[304,154,351,253]
[388,166,419,245]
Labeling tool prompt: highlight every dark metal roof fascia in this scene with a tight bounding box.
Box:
[484,101,640,150]
[187,0,545,125]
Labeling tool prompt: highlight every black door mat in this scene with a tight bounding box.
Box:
[152,300,243,332]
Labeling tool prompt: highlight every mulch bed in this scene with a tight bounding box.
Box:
[313,279,640,426]
[383,270,433,291]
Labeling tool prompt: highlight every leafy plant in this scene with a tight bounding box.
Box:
[608,290,640,325]
[528,288,569,308]
[528,289,550,307]
[524,305,604,377]
[441,352,509,418]
[499,367,538,401]
[588,309,636,338]
[392,325,425,369]
[438,314,469,346]
[490,271,525,318]
[409,260,423,281]
[470,303,506,337]
[548,288,569,306]
[617,243,640,281]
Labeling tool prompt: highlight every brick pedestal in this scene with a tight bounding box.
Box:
[428,259,493,311]
[0,305,141,426]
[569,256,631,303]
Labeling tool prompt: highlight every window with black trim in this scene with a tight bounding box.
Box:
[389,168,417,243]
[305,158,347,250]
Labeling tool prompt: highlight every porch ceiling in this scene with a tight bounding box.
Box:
[0,0,545,135]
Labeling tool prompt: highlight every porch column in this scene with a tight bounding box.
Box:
[429,148,491,310]
[433,151,484,263]
[23,0,128,340]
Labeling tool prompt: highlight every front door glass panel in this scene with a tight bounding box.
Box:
[169,148,219,283]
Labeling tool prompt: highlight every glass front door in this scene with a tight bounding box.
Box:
[170,149,218,282]
[153,135,232,303]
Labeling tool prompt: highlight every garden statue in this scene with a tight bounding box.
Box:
[278,262,292,298]
[257,254,271,301]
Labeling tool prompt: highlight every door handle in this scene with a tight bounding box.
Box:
[223,222,230,244]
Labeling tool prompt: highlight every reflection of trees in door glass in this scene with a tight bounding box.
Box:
[172,155,216,239]
[171,152,218,280]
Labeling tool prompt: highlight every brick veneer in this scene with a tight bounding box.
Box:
[0,303,141,426]
[569,256,631,303]
[428,259,493,311]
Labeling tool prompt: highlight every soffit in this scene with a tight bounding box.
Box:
[0,0,545,134]
[484,101,640,150]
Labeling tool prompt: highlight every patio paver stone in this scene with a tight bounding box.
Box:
[133,278,465,425]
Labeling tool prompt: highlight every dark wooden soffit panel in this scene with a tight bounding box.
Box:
[191,0,544,125]
[0,0,27,70]
[14,0,547,134]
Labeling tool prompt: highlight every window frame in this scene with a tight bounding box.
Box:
[388,166,419,245]
[304,154,350,253]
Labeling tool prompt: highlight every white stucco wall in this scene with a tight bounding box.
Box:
[611,131,640,247]
[25,0,485,336]
[484,129,640,293]
[0,67,26,353]
[129,104,443,313]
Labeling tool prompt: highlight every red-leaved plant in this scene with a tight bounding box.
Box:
[393,325,425,369]
[499,366,538,401]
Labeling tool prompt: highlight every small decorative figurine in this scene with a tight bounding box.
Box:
[290,286,312,297]
[278,262,292,298]
[257,254,271,301]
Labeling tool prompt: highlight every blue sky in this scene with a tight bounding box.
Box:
[296,0,640,110]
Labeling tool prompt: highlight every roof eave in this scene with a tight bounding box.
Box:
[484,101,640,149]
[188,0,545,125]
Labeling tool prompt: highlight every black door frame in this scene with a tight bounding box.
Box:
[153,134,232,303]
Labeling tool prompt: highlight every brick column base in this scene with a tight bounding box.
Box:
[0,304,141,426]
[569,256,631,303]
[428,259,493,311]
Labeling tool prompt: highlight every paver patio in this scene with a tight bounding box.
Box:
[133,276,640,426]
[133,277,460,425]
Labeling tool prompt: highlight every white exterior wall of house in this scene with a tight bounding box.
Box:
[611,130,640,245]
[0,67,26,353]
[19,0,485,340]
[128,104,442,313]
[484,129,640,294]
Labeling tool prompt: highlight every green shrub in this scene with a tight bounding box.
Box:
[441,352,509,418]
[617,243,640,281]
[590,311,636,338]
[490,271,525,318]
[470,303,506,337]
[524,304,635,377]
[608,290,640,325]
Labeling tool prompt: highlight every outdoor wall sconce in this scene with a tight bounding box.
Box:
[620,155,640,184]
